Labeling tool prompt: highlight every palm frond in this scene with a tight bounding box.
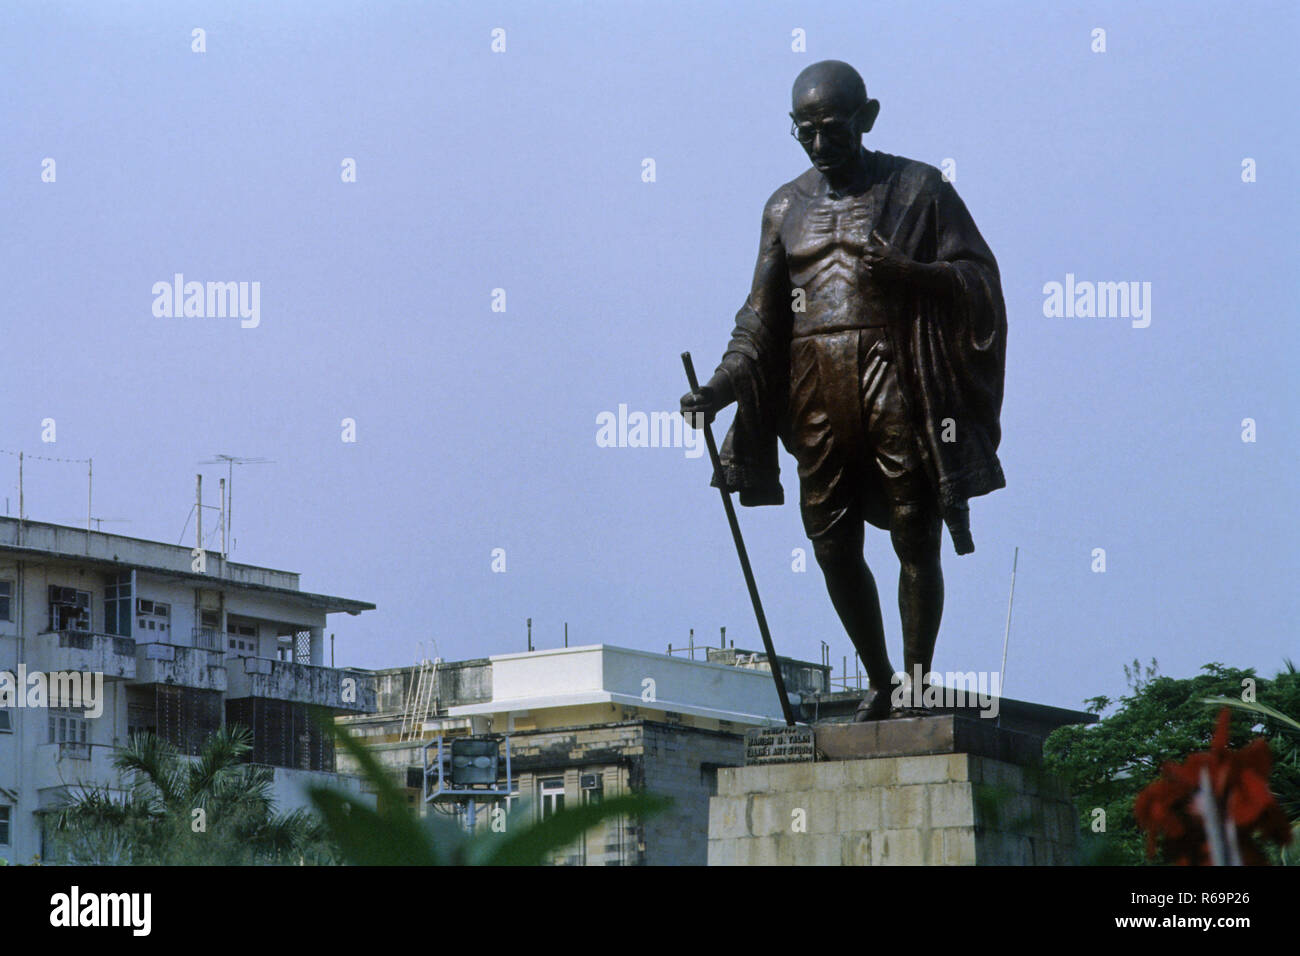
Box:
[184,724,254,800]
[1201,696,1300,735]
[113,732,184,808]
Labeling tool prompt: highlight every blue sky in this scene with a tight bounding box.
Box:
[1,1,1295,711]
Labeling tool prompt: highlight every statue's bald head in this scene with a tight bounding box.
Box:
[789,61,879,174]
[791,60,868,115]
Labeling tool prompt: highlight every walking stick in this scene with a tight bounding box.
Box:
[681,352,796,727]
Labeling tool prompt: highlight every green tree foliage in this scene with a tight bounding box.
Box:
[1044,662,1300,865]
[49,725,332,865]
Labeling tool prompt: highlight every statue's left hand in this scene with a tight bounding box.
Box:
[863,229,953,293]
[861,229,920,285]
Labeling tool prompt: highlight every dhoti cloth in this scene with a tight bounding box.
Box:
[787,326,929,541]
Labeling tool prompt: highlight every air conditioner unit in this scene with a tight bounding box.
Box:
[50,586,79,606]
[580,774,600,791]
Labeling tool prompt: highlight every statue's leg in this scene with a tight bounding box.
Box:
[811,522,894,699]
[788,333,893,717]
[890,500,943,706]
[862,329,942,707]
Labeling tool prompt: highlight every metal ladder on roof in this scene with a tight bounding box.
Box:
[399,656,437,743]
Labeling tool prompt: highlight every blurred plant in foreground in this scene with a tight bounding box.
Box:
[309,717,670,865]
[1135,708,1292,865]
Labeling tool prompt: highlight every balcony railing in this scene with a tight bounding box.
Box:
[133,643,228,691]
[33,741,128,794]
[58,630,135,658]
[226,657,376,712]
[191,627,223,652]
[37,630,137,679]
[58,741,92,761]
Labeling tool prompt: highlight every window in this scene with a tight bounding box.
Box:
[0,580,11,622]
[539,777,565,820]
[104,573,131,637]
[0,806,10,846]
[135,597,169,638]
[581,773,604,806]
[48,709,89,745]
[227,621,256,655]
[48,587,90,632]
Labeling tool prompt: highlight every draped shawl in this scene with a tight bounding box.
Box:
[712,151,1006,554]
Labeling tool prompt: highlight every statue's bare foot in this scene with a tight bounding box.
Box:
[852,687,891,722]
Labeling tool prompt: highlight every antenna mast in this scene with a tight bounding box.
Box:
[999,546,1019,696]
[197,454,274,553]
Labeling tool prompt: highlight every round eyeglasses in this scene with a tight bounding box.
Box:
[789,104,865,144]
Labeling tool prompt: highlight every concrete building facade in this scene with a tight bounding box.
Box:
[0,517,376,862]
[337,643,829,865]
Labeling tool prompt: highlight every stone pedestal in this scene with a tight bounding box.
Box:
[708,705,1092,866]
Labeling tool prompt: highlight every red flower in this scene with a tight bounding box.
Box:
[1134,709,1294,865]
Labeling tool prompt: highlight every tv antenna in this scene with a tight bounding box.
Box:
[198,454,274,554]
[58,516,131,532]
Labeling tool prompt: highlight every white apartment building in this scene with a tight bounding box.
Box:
[0,517,376,862]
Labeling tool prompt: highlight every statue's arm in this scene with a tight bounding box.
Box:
[696,188,792,411]
[742,187,794,338]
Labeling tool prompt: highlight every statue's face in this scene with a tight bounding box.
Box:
[790,85,863,175]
